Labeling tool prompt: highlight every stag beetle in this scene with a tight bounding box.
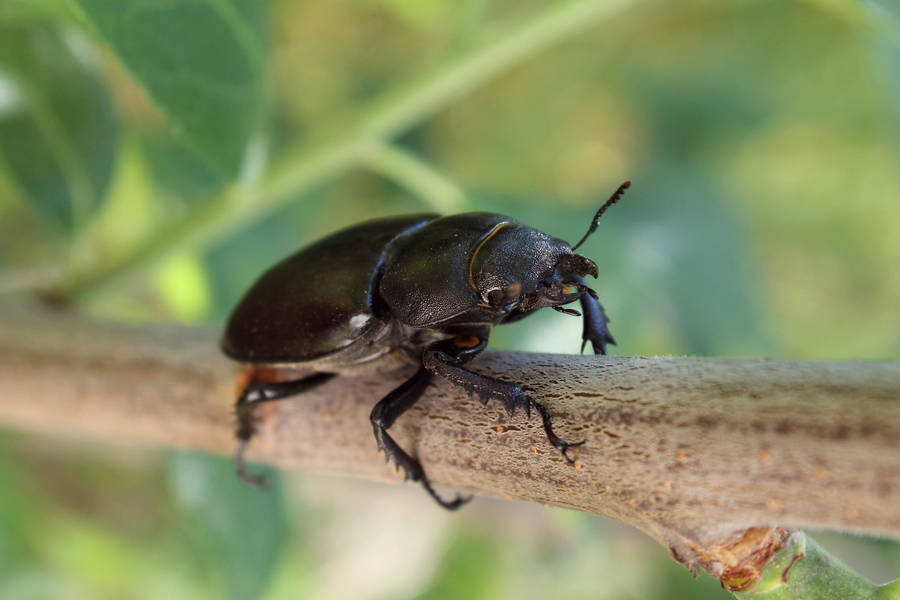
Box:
[222,182,630,509]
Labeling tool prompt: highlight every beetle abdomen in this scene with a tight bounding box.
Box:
[222,214,437,364]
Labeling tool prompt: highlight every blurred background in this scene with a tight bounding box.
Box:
[1,0,899,598]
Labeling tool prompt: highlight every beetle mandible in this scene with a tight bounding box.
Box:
[222,181,631,509]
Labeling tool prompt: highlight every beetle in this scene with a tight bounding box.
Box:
[222,181,630,509]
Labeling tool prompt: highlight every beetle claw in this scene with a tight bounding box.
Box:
[498,387,530,418]
[235,439,269,488]
[559,439,587,464]
[421,479,472,510]
[531,401,586,463]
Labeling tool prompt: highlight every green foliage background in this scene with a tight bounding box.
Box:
[0,0,898,598]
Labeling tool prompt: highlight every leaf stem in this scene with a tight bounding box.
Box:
[358,142,466,213]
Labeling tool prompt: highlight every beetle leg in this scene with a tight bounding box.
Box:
[370,366,471,510]
[553,305,582,317]
[423,336,585,464]
[579,291,616,355]
[532,403,586,463]
[423,337,529,417]
[235,371,336,487]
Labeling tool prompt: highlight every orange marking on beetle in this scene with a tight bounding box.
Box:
[467,222,510,291]
[454,335,481,348]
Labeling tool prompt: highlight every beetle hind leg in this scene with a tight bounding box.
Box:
[234,371,336,487]
[370,366,471,510]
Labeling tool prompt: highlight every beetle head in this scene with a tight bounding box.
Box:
[470,225,597,317]
[380,182,629,328]
[471,181,630,320]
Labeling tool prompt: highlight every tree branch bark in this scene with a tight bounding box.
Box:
[1,303,898,578]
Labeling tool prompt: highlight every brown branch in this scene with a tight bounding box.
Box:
[1,303,898,577]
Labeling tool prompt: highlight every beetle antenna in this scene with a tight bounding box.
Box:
[571,181,630,251]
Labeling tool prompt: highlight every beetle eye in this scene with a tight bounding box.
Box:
[486,282,521,307]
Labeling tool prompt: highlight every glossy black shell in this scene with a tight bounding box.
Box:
[222,211,571,365]
[379,212,511,327]
[221,214,435,363]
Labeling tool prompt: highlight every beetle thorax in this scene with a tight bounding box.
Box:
[469,224,568,305]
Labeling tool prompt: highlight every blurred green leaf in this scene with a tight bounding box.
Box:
[0,26,117,231]
[416,528,503,600]
[79,134,160,257]
[70,0,268,177]
[0,434,38,570]
[876,35,900,143]
[153,251,212,321]
[0,571,89,600]
[615,168,768,357]
[168,452,286,600]
[47,520,146,597]
[865,0,900,23]
[372,0,457,31]
[141,132,224,202]
[0,0,74,23]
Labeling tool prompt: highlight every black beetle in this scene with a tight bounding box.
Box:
[222,181,630,509]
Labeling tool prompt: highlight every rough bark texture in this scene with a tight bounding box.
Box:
[1,304,898,577]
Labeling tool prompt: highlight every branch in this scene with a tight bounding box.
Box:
[1,304,898,583]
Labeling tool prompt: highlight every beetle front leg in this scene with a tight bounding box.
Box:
[423,335,530,417]
[579,291,616,355]
[370,366,470,510]
[423,335,585,463]
[235,371,336,486]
